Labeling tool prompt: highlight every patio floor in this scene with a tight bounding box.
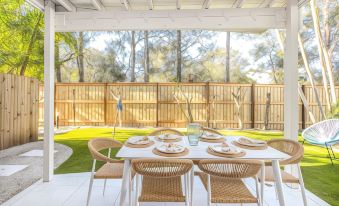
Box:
[2,172,330,206]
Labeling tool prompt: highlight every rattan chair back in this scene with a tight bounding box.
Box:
[132,158,193,178]
[148,128,184,136]
[198,159,262,179]
[88,138,122,163]
[267,139,304,165]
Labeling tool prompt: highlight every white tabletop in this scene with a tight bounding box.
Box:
[116,136,290,160]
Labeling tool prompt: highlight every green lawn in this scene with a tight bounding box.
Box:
[53,127,339,206]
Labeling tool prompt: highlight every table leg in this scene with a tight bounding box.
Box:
[260,162,265,206]
[120,159,131,206]
[272,160,285,206]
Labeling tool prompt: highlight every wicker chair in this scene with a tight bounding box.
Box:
[198,159,263,206]
[148,128,184,136]
[87,138,127,206]
[132,158,193,206]
[262,139,307,206]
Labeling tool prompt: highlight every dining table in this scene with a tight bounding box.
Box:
[116,135,290,206]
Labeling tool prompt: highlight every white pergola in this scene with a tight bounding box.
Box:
[28,0,301,205]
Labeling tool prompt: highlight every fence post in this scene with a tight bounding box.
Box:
[206,82,210,127]
[104,83,107,125]
[156,83,159,127]
[251,84,255,128]
[301,84,306,129]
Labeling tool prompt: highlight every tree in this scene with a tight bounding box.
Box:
[176,30,182,82]
[130,31,136,82]
[144,31,150,82]
[225,32,231,82]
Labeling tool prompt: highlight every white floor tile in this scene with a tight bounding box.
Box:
[0,165,28,176]
[2,172,330,206]
[19,149,58,157]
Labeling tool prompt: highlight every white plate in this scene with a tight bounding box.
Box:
[201,132,222,140]
[236,137,266,147]
[127,136,150,145]
[158,134,181,140]
[209,145,241,155]
[156,143,185,154]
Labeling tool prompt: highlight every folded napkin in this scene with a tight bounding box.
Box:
[239,137,265,145]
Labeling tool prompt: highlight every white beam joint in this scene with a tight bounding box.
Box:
[122,0,130,10]
[43,0,55,182]
[176,0,181,10]
[91,0,105,11]
[55,0,76,12]
[232,0,244,8]
[148,0,154,10]
[202,0,212,9]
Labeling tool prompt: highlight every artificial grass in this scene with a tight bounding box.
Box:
[54,127,339,206]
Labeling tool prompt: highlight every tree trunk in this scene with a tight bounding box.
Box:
[298,83,316,124]
[20,13,43,75]
[263,92,271,130]
[225,32,231,82]
[176,30,182,82]
[232,87,243,129]
[55,42,62,82]
[298,33,325,120]
[310,0,336,106]
[78,32,85,82]
[144,31,150,82]
[131,31,136,82]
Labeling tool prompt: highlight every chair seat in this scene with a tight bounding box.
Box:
[94,162,124,179]
[263,166,300,183]
[138,176,185,202]
[198,172,258,203]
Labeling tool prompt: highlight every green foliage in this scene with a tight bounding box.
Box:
[0,0,44,79]
[328,101,339,118]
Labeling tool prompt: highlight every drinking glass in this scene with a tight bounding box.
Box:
[187,123,202,146]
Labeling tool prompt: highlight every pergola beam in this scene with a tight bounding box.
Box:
[91,0,105,11]
[259,0,275,7]
[232,0,244,8]
[26,0,44,11]
[55,8,286,32]
[55,0,76,11]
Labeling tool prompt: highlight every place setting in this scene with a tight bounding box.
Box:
[154,133,182,142]
[124,136,155,148]
[232,136,267,150]
[200,131,226,143]
[207,142,246,158]
[152,143,189,157]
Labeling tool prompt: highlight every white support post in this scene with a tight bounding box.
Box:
[284,0,298,141]
[284,0,299,179]
[43,0,55,182]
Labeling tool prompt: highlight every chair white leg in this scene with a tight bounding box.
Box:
[103,179,107,196]
[207,174,211,206]
[185,174,190,206]
[297,164,307,206]
[86,160,96,206]
[255,176,260,206]
[135,174,140,206]
[190,168,194,205]
[260,162,265,206]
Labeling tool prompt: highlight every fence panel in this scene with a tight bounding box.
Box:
[38,83,339,130]
[0,74,39,150]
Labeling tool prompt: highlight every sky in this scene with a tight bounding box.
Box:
[88,31,271,83]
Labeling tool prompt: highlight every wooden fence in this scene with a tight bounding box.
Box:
[0,74,39,150]
[38,83,339,130]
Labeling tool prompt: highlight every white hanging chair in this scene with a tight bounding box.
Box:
[302,119,339,164]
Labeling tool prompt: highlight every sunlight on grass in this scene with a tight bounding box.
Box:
[53,127,339,206]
